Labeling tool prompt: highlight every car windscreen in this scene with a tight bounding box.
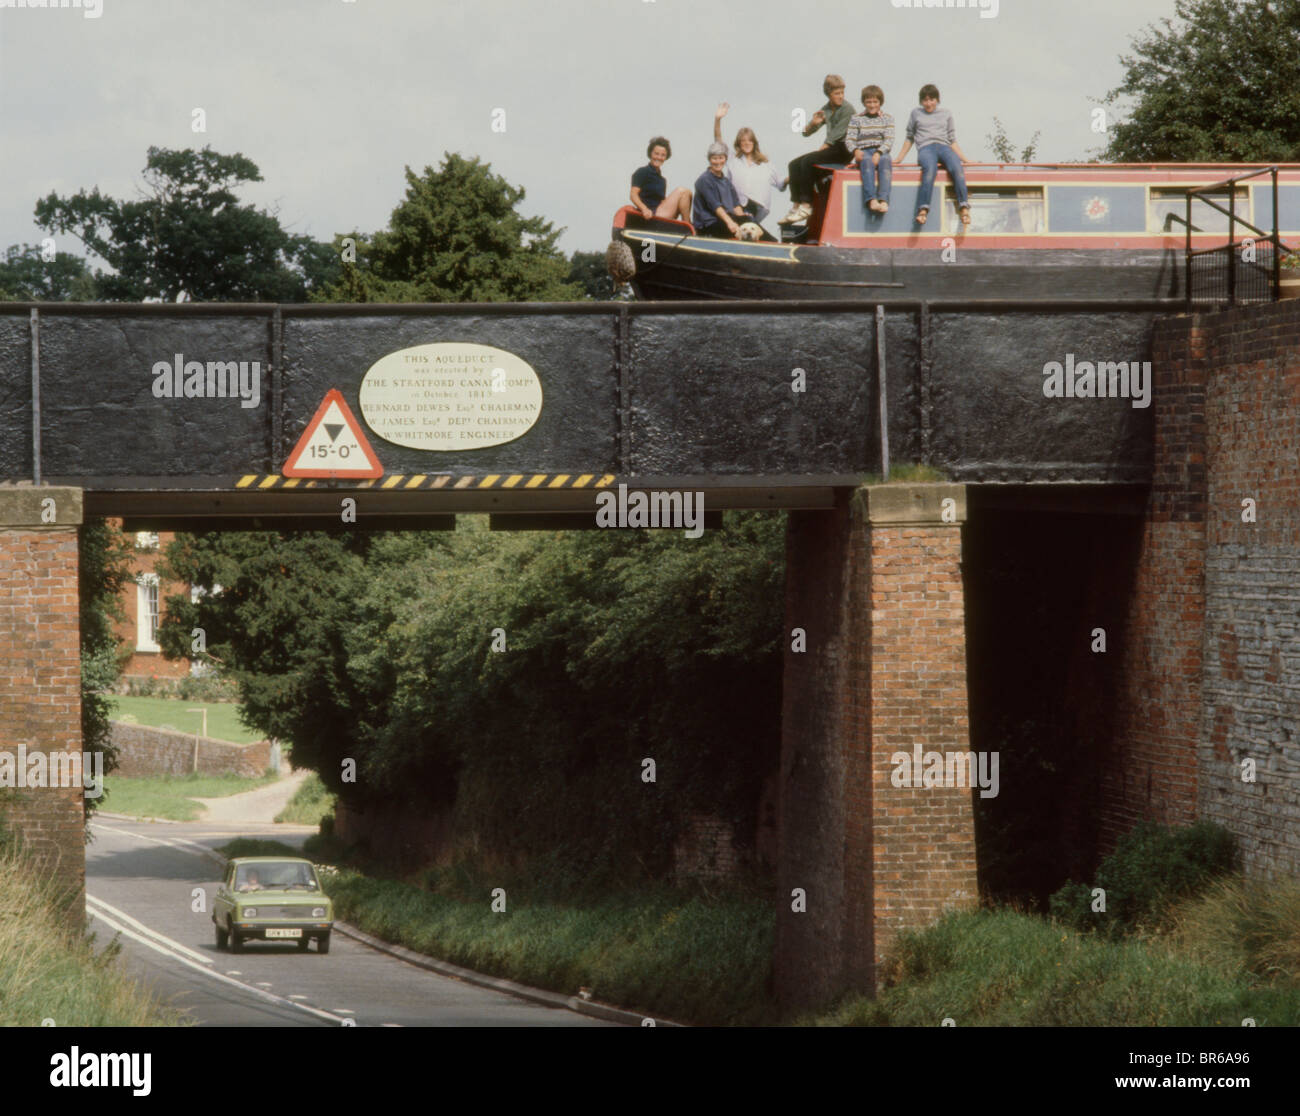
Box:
[237,862,319,890]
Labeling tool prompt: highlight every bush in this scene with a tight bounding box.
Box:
[1049,820,1237,935]
[178,672,239,702]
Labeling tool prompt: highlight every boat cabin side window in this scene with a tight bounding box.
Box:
[1148,186,1250,235]
[942,186,1044,234]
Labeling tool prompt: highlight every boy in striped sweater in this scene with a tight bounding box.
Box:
[847,85,894,214]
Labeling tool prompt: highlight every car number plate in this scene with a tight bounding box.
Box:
[266,928,302,939]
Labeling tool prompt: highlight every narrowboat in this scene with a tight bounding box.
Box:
[609,163,1300,301]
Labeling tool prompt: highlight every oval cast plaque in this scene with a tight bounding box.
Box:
[358,342,542,451]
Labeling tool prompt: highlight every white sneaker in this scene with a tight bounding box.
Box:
[778,204,805,225]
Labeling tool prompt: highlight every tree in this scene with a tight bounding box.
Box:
[78,521,135,827]
[1101,0,1300,162]
[34,146,338,301]
[316,153,582,302]
[0,244,98,301]
[156,531,374,771]
[985,117,1041,163]
[566,250,615,300]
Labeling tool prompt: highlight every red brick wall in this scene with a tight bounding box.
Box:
[776,485,977,1008]
[1181,302,1299,874]
[867,514,979,966]
[0,489,86,909]
[108,722,271,778]
[1105,301,1300,875]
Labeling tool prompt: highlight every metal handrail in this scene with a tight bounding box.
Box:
[1184,166,1288,307]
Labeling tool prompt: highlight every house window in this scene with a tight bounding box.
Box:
[136,574,161,652]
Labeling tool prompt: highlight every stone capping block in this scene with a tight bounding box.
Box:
[0,485,83,527]
[854,483,967,526]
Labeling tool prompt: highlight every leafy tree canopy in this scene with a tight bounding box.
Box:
[159,514,785,879]
[566,250,615,300]
[316,153,582,302]
[34,146,339,301]
[1101,0,1300,161]
[0,243,98,301]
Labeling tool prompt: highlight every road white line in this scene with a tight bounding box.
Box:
[85,894,214,967]
[86,906,347,1026]
[93,823,225,866]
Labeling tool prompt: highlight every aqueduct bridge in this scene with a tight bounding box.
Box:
[3,298,1296,1008]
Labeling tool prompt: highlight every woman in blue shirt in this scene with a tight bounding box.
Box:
[630,136,693,223]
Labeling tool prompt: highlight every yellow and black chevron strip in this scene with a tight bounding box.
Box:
[235,473,618,491]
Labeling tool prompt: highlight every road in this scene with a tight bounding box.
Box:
[86,818,612,1027]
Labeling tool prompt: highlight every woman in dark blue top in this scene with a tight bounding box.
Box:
[630,136,693,223]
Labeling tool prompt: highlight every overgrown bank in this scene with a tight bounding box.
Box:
[0,829,182,1027]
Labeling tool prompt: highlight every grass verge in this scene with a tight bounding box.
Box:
[103,772,279,821]
[0,837,185,1026]
[316,869,774,1025]
[107,697,263,744]
[274,773,337,826]
[802,902,1300,1026]
[224,829,776,1027]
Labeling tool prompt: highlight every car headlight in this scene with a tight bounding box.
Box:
[243,907,257,918]
[312,907,326,918]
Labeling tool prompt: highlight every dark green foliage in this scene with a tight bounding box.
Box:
[156,531,371,768]
[161,514,785,885]
[1049,820,1238,934]
[1101,0,1300,162]
[314,154,582,303]
[0,243,98,301]
[566,250,615,300]
[343,515,784,885]
[78,521,134,826]
[34,146,336,301]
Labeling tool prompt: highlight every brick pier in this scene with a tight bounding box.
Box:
[776,484,978,1008]
[0,487,86,909]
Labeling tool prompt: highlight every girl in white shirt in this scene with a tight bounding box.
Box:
[713,103,789,224]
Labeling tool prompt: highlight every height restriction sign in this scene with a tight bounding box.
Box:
[282,389,383,478]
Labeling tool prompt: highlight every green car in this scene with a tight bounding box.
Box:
[213,856,334,954]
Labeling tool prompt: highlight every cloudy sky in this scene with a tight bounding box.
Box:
[1,0,1180,263]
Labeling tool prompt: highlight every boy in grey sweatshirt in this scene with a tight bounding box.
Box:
[895,84,971,227]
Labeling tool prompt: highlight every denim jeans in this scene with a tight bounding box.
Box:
[858,150,892,206]
[915,143,968,216]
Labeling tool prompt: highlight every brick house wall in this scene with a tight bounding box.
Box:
[112,524,190,682]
